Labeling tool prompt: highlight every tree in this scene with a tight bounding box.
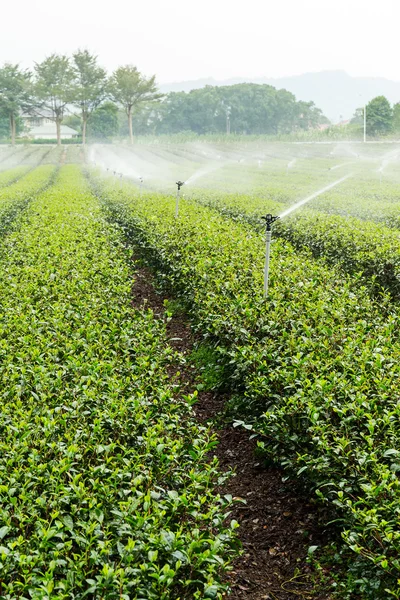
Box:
[151,84,329,136]
[351,107,364,125]
[34,54,76,146]
[366,96,393,136]
[87,102,118,141]
[72,49,108,145]
[110,66,162,144]
[393,103,400,133]
[0,64,33,145]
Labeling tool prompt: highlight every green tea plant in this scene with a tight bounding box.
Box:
[0,164,57,239]
[0,166,238,599]
[90,172,400,597]
[0,165,30,187]
[189,190,400,299]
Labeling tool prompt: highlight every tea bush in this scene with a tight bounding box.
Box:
[0,166,238,599]
[91,173,400,597]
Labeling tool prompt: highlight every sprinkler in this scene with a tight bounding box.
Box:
[175,181,185,218]
[261,214,279,298]
[139,176,143,197]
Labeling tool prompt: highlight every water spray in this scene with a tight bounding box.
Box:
[278,173,352,219]
[261,214,280,298]
[175,181,185,218]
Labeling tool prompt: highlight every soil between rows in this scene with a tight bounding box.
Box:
[130,262,334,600]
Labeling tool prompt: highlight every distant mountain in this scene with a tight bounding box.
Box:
[159,71,400,123]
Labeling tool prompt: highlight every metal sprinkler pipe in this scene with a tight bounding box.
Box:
[261,214,280,298]
[139,177,143,197]
[175,181,185,218]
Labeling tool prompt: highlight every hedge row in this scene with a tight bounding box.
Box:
[91,172,400,597]
[0,165,237,599]
[188,189,400,300]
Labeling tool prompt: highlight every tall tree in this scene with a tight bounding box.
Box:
[34,54,76,146]
[72,49,108,145]
[366,96,393,136]
[0,64,33,145]
[393,103,400,133]
[110,66,162,144]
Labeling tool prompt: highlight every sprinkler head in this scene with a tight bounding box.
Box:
[176,181,185,191]
[261,214,280,231]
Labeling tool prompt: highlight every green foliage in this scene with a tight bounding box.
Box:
[34,54,76,145]
[88,102,119,141]
[393,103,400,132]
[0,165,238,598]
[110,66,162,143]
[89,170,400,597]
[72,50,109,143]
[153,84,328,135]
[0,64,34,142]
[189,187,400,300]
[366,96,393,136]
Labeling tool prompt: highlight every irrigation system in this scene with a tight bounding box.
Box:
[262,214,280,298]
[175,181,185,218]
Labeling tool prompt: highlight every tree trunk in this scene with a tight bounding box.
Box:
[128,107,133,145]
[56,119,61,146]
[82,117,87,146]
[10,113,16,146]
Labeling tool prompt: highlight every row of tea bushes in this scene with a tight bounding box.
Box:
[0,164,57,238]
[189,190,400,300]
[0,165,30,188]
[0,166,237,599]
[92,173,400,597]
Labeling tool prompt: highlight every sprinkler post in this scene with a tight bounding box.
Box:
[175,181,184,218]
[261,214,279,298]
[139,177,143,197]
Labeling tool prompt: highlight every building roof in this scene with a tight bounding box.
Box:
[21,108,55,119]
[29,125,79,135]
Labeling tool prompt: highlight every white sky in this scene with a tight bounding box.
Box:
[1,0,399,83]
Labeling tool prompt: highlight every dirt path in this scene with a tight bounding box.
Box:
[131,262,333,600]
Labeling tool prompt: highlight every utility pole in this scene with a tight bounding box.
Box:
[226,105,231,135]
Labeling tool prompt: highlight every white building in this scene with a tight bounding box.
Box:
[21,110,79,140]
[28,124,78,140]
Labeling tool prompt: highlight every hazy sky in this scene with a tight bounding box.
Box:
[2,0,399,83]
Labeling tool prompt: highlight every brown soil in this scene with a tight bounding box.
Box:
[131,262,333,600]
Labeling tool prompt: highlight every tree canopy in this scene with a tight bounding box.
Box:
[0,64,34,144]
[34,54,76,146]
[365,96,393,136]
[110,66,162,144]
[72,50,109,145]
[145,84,328,136]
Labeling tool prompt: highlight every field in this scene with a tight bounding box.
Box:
[1,140,400,598]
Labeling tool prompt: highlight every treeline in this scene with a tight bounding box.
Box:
[0,51,160,145]
[351,96,400,135]
[133,84,329,136]
[0,49,329,144]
